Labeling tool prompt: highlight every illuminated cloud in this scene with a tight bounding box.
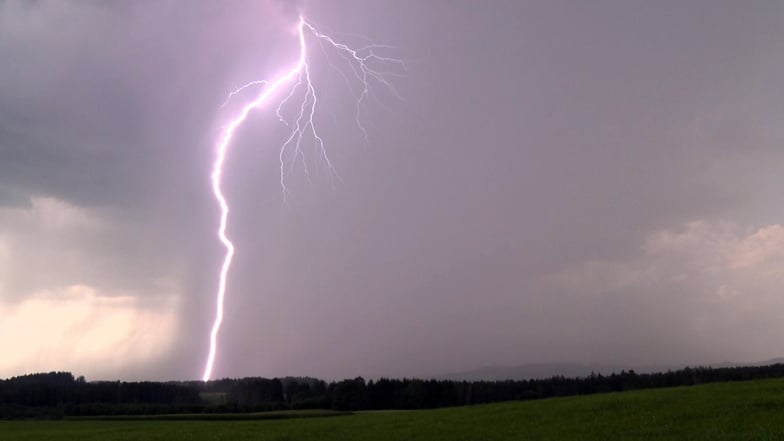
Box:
[0,284,177,379]
[0,196,180,379]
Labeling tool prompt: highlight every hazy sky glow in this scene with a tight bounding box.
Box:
[1,0,784,381]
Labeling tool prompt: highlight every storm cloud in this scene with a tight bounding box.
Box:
[1,0,783,380]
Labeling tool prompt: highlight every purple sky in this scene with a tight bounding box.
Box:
[1,0,784,381]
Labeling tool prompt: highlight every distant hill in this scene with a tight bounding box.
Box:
[709,357,784,369]
[440,358,784,381]
[440,363,678,381]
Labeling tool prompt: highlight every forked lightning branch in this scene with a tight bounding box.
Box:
[203,15,403,381]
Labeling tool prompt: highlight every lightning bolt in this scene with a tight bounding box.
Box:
[202,16,403,382]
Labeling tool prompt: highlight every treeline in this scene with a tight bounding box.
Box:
[329,363,784,410]
[3,364,784,418]
[0,372,201,418]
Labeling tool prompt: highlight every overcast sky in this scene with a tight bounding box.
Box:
[2,0,784,381]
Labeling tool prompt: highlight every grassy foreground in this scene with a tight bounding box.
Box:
[3,378,784,440]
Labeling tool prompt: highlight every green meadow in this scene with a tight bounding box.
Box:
[3,379,784,440]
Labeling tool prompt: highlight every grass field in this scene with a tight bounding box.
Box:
[3,378,784,440]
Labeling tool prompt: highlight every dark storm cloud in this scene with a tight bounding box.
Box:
[0,1,168,206]
[0,185,28,208]
[1,0,783,380]
[0,0,292,208]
